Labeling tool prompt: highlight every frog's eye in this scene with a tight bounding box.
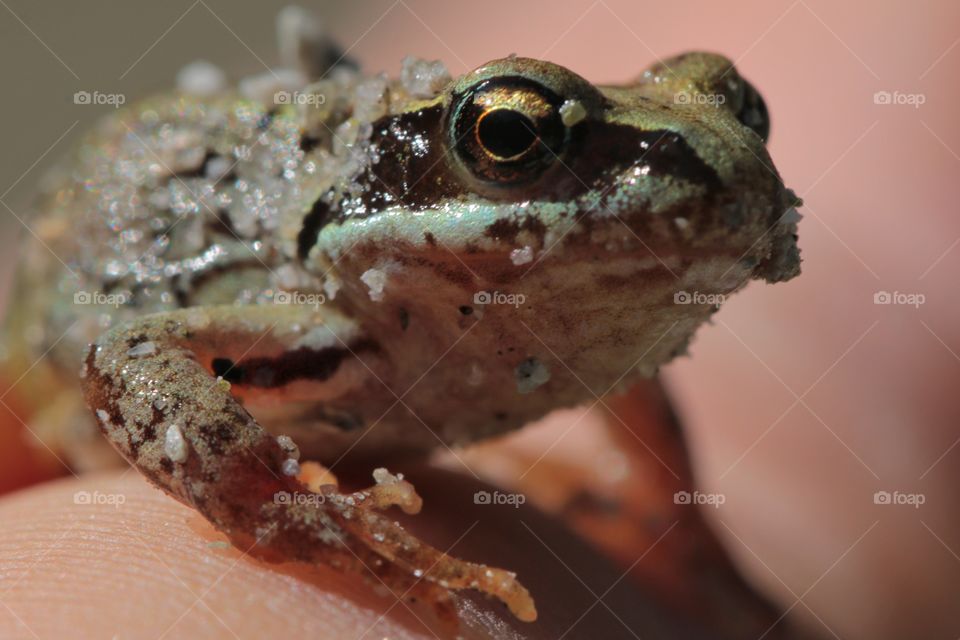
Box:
[736,79,770,142]
[449,78,567,184]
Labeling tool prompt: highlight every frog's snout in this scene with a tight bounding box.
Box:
[631,51,772,143]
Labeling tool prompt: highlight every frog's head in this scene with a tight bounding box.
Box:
[310,52,798,276]
[306,54,800,443]
[311,53,799,287]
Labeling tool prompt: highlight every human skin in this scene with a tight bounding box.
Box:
[0,464,705,640]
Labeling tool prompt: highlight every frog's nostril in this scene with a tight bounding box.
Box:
[736,80,770,142]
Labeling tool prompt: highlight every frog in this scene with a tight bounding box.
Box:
[3,6,800,628]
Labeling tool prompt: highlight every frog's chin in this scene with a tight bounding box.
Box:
[301,243,765,460]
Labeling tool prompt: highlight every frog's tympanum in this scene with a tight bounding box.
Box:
[5,8,800,628]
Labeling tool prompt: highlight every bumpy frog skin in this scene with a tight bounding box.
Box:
[5,11,800,627]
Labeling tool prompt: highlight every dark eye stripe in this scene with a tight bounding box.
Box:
[296,109,721,246]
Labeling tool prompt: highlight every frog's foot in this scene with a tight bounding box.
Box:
[310,468,536,622]
[82,305,536,624]
[347,467,423,514]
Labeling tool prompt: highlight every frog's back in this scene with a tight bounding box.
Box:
[10,89,338,375]
[3,16,369,465]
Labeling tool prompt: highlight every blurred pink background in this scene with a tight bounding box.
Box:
[1,1,958,638]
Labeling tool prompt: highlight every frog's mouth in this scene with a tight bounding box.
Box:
[313,177,800,293]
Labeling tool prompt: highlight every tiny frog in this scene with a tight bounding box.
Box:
[4,8,800,626]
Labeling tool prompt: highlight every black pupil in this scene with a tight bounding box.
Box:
[476,109,538,159]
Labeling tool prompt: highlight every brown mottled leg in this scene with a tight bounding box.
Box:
[82,305,535,624]
[591,381,809,639]
[463,379,809,637]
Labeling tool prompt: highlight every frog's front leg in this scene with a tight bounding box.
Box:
[82,305,535,623]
